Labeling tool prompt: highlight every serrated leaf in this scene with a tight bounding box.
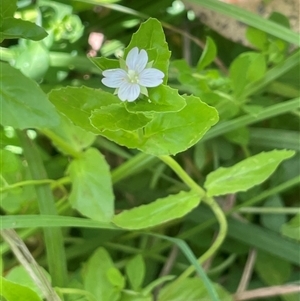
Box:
[125,85,186,113]
[205,150,295,197]
[90,104,151,132]
[68,148,114,222]
[125,18,170,83]
[0,62,60,129]
[0,277,42,301]
[0,18,47,41]
[48,86,120,133]
[101,95,219,156]
[113,190,200,230]
[83,247,121,301]
[197,36,217,70]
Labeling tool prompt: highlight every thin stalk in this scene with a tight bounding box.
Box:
[17,131,68,287]
[158,155,206,198]
[158,155,227,283]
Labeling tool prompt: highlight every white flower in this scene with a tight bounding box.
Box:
[102,47,165,102]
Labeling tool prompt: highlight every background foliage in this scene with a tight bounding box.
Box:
[0,0,299,300]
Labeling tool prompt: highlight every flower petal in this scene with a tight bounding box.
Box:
[102,69,127,88]
[139,68,164,87]
[126,47,139,70]
[118,82,140,102]
[135,49,148,73]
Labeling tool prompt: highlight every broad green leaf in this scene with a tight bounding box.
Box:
[83,247,121,301]
[0,149,21,173]
[107,268,125,289]
[102,95,219,156]
[261,195,287,232]
[125,18,170,83]
[158,278,232,301]
[125,85,186,113]
[91,104,151,132]
[281,214,300,241]
[0,63,60,129]
[0,277,42,301]
[125,255,145,290]
[205,150,295,197]
[229,52,266,97]
[246,27,268,50]
[113,190,200,230]
[197,36,217,70]
[14,41,50,80]
[90,57,119,72]
[0,18,47,42]
[5,266,46,298]
[1,0,17,18]
[255,251,291,285]
[68,148,114,222]
[47,114,95,153]
[49,86,119,133]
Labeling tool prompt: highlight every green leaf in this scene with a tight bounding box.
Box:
[5,266,45,298]
[68,148,114,222]
[102,95,219,156]
[90,57,119,72]
[125,18,171,83]
[0,62,60,129]
[0,277,42,301]
[255,251,291,285]
[113,190,200,230]
[0,215,119,230]
[125,85,186,113]
[0,18,47,42]
[14,41,50,80]
[91,104,151,132]
[48,114,95,153]
[281,214,300,241]
[260,195,287,232]
[204,150,295,197]
[106,268,125,289]
[229,52,266,97]
[83,247,121,301]
[125,255,145,290]
[49,86,120,134]
[0,149,21,173]
[197,36,217,70]
[1,0,17,18]
[158,278,232,301]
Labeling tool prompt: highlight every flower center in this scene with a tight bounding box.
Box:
[127,69,139,84]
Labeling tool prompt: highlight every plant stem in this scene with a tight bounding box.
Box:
[158,155,206,198]
[158,155,228,281]
[17,131,68,287]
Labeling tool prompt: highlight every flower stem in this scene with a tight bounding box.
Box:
[17,131,68,287]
